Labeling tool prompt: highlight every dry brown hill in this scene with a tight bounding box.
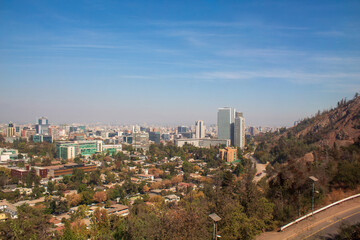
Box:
[255,94,360,164]
[283,94,360,148]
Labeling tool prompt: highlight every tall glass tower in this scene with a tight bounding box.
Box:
[217,107,235,141]
[234,112,245,149]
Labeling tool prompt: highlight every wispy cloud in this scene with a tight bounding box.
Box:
[315,30,345,37]
[311,56,360,64]
[148,20,307,31]
[217,48,306,58]
[54,44,126,49]
[196,70,360,86]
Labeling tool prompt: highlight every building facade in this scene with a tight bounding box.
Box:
[6,123,15,137]
[234,112,245,149]
[56,140,103,160]
[217,108,245,147]
[219,147,237,163]
[195,120,205,139]
[217,107,235,141]
[149,131,161,144]
[36,117,50,135]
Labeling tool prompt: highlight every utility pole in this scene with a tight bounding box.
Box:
[309,176,318,218]
[209,213,221,240]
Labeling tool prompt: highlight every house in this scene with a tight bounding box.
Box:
[164,194,180,203]
[137,174,154,181]
[150,189,162,195]
[0,200,17,218]
[178,182,196,190]
[106,204,129,217]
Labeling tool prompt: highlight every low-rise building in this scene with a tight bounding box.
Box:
[106,204,129,216]
[103,144,122,155]
[0,200,17,218]
[175,138,230,148]
[219,147,237,163]
[164,194,180,203]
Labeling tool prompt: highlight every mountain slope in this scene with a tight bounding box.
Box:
[255,94,360,164]
[288,94,360,147]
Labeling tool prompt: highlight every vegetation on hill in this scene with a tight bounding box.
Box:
[255,94,360,164]
[254,94,360,224]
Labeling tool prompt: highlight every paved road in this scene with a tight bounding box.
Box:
[247,154,268,182]
[256,197,360,240]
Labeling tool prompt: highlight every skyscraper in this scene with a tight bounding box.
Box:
[217,107,235,141]
[195,120,205,139]
[217,108,245,148]
[6,122,15,137]
[36,117,50,135]
[234,112,245,149]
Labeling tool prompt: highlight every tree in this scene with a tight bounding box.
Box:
[0,204,51,239]
[88,170,101,185]
[105,171,116,183]
[67,193,82,207]
[72,168,85,183]
[234,163,244,177]
[222,170,235,188]
[47,181,55,194]
[90,207,111,238]
[48,199,69,215]
[32,186,45,199]
[182,161,194,173]
[71,204,90,220]
[81,191,94,205]
[93,191,107,203]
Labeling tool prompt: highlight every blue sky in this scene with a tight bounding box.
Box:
[1,0,359,126]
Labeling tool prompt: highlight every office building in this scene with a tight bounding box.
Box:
[56,142,76,160]
[217,107,235,142]
[195,120,205,139]
[234,112,245,149]
[103,144,122,155]
[149,131,161,144]
[161,133,171,141]
[177,126,188,134]
[36,117,50,135]
[6,123,15,137]
[217,108,246,147]
[56,140,103,160]
[175,138,230,148]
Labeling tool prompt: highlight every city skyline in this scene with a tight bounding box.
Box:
[1,1,359,126]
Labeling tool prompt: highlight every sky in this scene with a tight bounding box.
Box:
[1,0,360,126]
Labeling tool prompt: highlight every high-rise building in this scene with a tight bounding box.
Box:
[149,131,161,144]
[6,122,15,137]
[217,107,235,141]
[36,117,50,135]
[217,108,245,147]
[195,120,205,139]
[234,112,245,149]
[177,126,188,134]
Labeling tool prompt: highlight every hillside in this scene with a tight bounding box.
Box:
[255,94,360,225]
[255,94,360,164]
[287,94,360,148]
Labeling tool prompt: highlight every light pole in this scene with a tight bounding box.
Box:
[209,213,221,240]
[309,176,318,218]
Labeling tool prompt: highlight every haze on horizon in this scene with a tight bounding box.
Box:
[1,1,359,127]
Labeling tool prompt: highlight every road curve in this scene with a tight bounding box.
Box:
[256,197,360,240]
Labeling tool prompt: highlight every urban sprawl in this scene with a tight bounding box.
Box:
[0,108,282,234]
